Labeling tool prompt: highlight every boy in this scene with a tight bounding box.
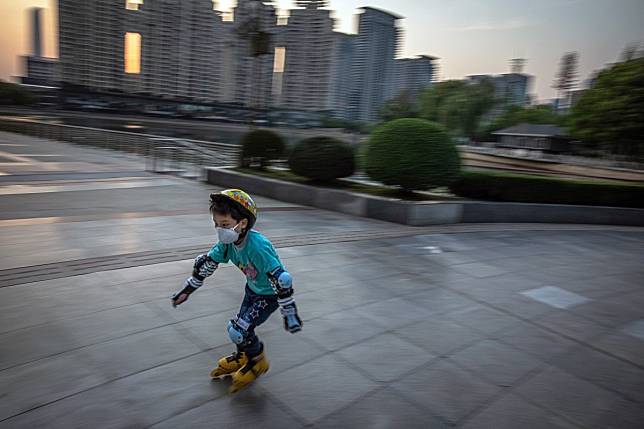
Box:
[171,189,302,393]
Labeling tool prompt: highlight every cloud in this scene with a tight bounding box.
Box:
[449,19,530,32]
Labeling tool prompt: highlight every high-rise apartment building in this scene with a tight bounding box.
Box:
[59,0,225,102]
[21,7,59,86]
[468,73,532,106]
[392,55,437,102]
[348,7,402,122]
[276,0,334,112]
[327,32,356,119]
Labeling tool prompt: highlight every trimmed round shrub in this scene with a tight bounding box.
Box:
[365,118,461,191]
[288,137,355,181]
[240,129,285,168]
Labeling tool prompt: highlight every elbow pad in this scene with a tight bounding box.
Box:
[267,267,293,299]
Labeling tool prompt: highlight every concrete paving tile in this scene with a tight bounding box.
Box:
[570,297,644,328]
[393,316,484,356]
[257,329,326,377]
[151,389,303,429]
[621,319,644,341]
[302,310,388,352]
[495,321,578,363]
[0,324,201,423]
[451,261,510,278]
[0,349,109,422]
[554,345,644,404]
[535,310,610,342]
[521,286,590,310]
[400,287,477,315]
[391,359,500,425]
[592,331,644,368]
[475,290,558,320]
[1,350,227,429]
[563,275,642,300]
[446,305,522,335]
[462,393,581,429]
[0,302,169,370]
[336,333,435,382]
[259,354,378,423]
[450,339,543,387]
[353,297,431,330]
[359,272,440,296]
[316,387,449,429]
[515,366,643,429]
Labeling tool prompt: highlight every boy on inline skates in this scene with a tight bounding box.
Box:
[171,189,302,393]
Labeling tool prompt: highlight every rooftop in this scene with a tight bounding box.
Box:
[358,6,404,20]
[493,123,569,138]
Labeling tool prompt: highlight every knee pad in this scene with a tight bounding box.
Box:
[227,318,250,345]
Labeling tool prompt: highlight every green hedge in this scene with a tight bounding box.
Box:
[239,129,285,168]
[288,136,355,182]
[450,171,644,208]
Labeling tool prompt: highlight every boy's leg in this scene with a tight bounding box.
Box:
[239,293,279,357]
[230,293,278,393]
[234,285,255,353]
[210,285,253,378]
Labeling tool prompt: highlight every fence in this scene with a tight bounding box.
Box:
[0,116,241,178]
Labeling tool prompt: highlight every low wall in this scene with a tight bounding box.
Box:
[205,167,644,227]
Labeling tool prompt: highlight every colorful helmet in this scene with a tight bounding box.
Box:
[212,189,257,220]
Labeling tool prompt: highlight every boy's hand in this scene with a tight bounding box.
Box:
[280,302,303,333]
[171,278,200,307]
[172,292,189,307]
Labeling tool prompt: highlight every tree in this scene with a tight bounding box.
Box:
[365,118,461,192]
[379,90,418,122]
[620,44,638,62]
[235,1,273,120]
[239,129,285,168]
[459,81,496,138]
[419,80,467,123]
[570,57,644,160]
[0,81,38,105]
[619,42,643,62]
[288,137,355,182]
[552,52,579,106]
[419,80,495,139]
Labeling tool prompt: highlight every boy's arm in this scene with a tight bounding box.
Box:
[171,244,227,307]
[254,242,302,332]
[267,266,302,333]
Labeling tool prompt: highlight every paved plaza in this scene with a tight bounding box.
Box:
[1,131,643,428]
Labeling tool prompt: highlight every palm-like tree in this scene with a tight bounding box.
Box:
[235,0,273,121]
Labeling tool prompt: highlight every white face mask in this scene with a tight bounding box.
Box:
[217,223,241,244]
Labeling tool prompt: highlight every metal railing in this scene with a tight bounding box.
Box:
[0,116,241,179]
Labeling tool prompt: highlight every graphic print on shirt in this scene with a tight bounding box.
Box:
[238,262,258,281]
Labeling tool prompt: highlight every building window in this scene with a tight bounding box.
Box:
[126,0,143,10]
[273,47,286,73]
[124,32,141,74]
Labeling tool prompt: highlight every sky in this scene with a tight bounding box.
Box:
[1,0,643,101]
